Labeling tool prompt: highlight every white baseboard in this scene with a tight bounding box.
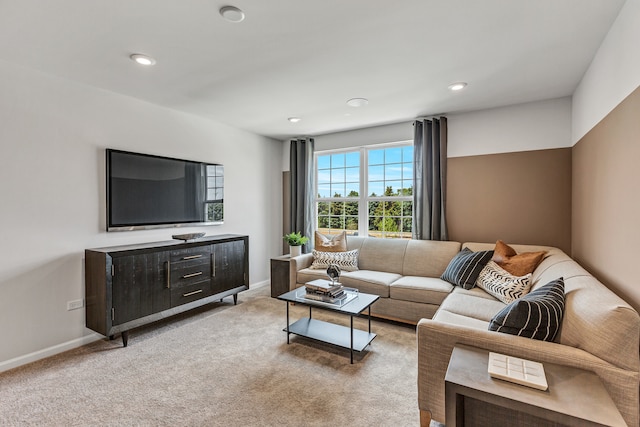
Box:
[1,282,269,374]
[251,279,270,289]
[0,333,103,374]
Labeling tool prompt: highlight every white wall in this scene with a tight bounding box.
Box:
[447,97,572,157]
[572,0,640,143]
[283,96,571,165]
[0,60,282,370]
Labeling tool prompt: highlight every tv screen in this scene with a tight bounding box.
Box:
[106,149,223,231]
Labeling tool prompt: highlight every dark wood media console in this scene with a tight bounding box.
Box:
[85,234,249,346]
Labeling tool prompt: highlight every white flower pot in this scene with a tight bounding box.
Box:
[290,245,302,257]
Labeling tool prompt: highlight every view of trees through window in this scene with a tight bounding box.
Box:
[205,165,224,222]
[316,143,413,239]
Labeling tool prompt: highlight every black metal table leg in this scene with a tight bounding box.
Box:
[350,315,354,364]
[286,302,290,344]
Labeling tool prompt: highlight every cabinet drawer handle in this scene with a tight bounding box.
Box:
[166,260,171,289]
[182,271,203,279]
[183,289,203,297]
[212,253,216,277]
[182,255,202,260]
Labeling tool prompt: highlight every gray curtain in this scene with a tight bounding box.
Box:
[289,138,315,252]
[413,117,448,241]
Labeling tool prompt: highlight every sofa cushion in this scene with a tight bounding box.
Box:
[339,270,401,298]
[355,237,409,274]
[491,240,546,276]
[433,309,491,330]
[314,231,347,252]
[531,256,590,291]
[439,291,507,322]
[390,276,453,305]
[441,248,493,289]
[310,249,359,271]
[489,278,565,342]
[402,240,461,277]
[476,261,532,304]
[452,286,500,301]
[297,267,332,285]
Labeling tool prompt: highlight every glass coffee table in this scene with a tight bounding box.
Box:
[277,287,379,363]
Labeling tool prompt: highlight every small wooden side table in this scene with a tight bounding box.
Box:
[445,345,626,427]
[270,255,291,298]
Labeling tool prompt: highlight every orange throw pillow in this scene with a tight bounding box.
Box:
[492,240,546,277]
[314,231,348,252]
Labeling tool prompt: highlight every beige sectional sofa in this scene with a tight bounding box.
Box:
[290,236,461,323]
[289,236,640,427]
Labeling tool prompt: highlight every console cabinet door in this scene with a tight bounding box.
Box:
[111,252,171,325]
[211,240,246,294]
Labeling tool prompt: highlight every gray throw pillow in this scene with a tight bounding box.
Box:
[440,248,494,290]
[489,278,565,342]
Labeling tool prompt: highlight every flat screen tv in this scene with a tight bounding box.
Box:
[106,149,223,231]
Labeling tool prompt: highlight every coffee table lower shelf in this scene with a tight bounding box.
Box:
[284,317,376,352]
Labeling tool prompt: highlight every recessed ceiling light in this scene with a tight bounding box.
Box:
[448,82,467,91]
[130,54,156,66]
[288,117,301,123]
[347,98,369,107]
[220,6,245,22]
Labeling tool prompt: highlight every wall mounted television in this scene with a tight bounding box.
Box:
[106,149,224,231]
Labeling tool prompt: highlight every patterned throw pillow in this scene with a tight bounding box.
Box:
[314,231,348,252]
[476,261,532,304]
[440,248,494,290]
[489,278,565,342]
[310,249,359,271]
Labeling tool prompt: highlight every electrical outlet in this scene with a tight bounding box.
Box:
[67,299,84,311]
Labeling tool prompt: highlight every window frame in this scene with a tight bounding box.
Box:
[314,140,413,239]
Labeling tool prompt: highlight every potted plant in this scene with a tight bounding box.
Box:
[283,231,309,257]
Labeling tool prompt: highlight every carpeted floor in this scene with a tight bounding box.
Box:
[0,283,426,426]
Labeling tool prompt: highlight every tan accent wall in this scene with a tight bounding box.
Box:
[447,148,572,253]
[572,86,640,312]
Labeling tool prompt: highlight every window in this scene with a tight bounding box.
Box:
[315,142,413,239]
[205,165,224,222]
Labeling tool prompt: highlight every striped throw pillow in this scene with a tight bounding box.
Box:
[440,248,494,290]
[476,261,532,304]
[310,249,359,271]
[489,278,565,342]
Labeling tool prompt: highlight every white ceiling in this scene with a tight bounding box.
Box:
[0,0,626,140]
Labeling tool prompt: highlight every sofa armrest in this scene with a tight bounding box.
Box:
[417,319,639,426]
[288,253,314,291]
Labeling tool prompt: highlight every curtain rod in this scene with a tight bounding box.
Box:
[414,115,447,121]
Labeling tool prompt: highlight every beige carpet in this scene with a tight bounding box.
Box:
[0,283,426,426]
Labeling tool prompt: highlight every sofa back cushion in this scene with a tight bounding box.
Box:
[403,240,461,277]
[348,236,409,274]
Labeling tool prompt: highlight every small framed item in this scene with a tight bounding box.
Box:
[488,352,548,391]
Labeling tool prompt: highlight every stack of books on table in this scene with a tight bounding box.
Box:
[304,279,347,303]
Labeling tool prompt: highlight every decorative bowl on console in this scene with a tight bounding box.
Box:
[172,232,206,241]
